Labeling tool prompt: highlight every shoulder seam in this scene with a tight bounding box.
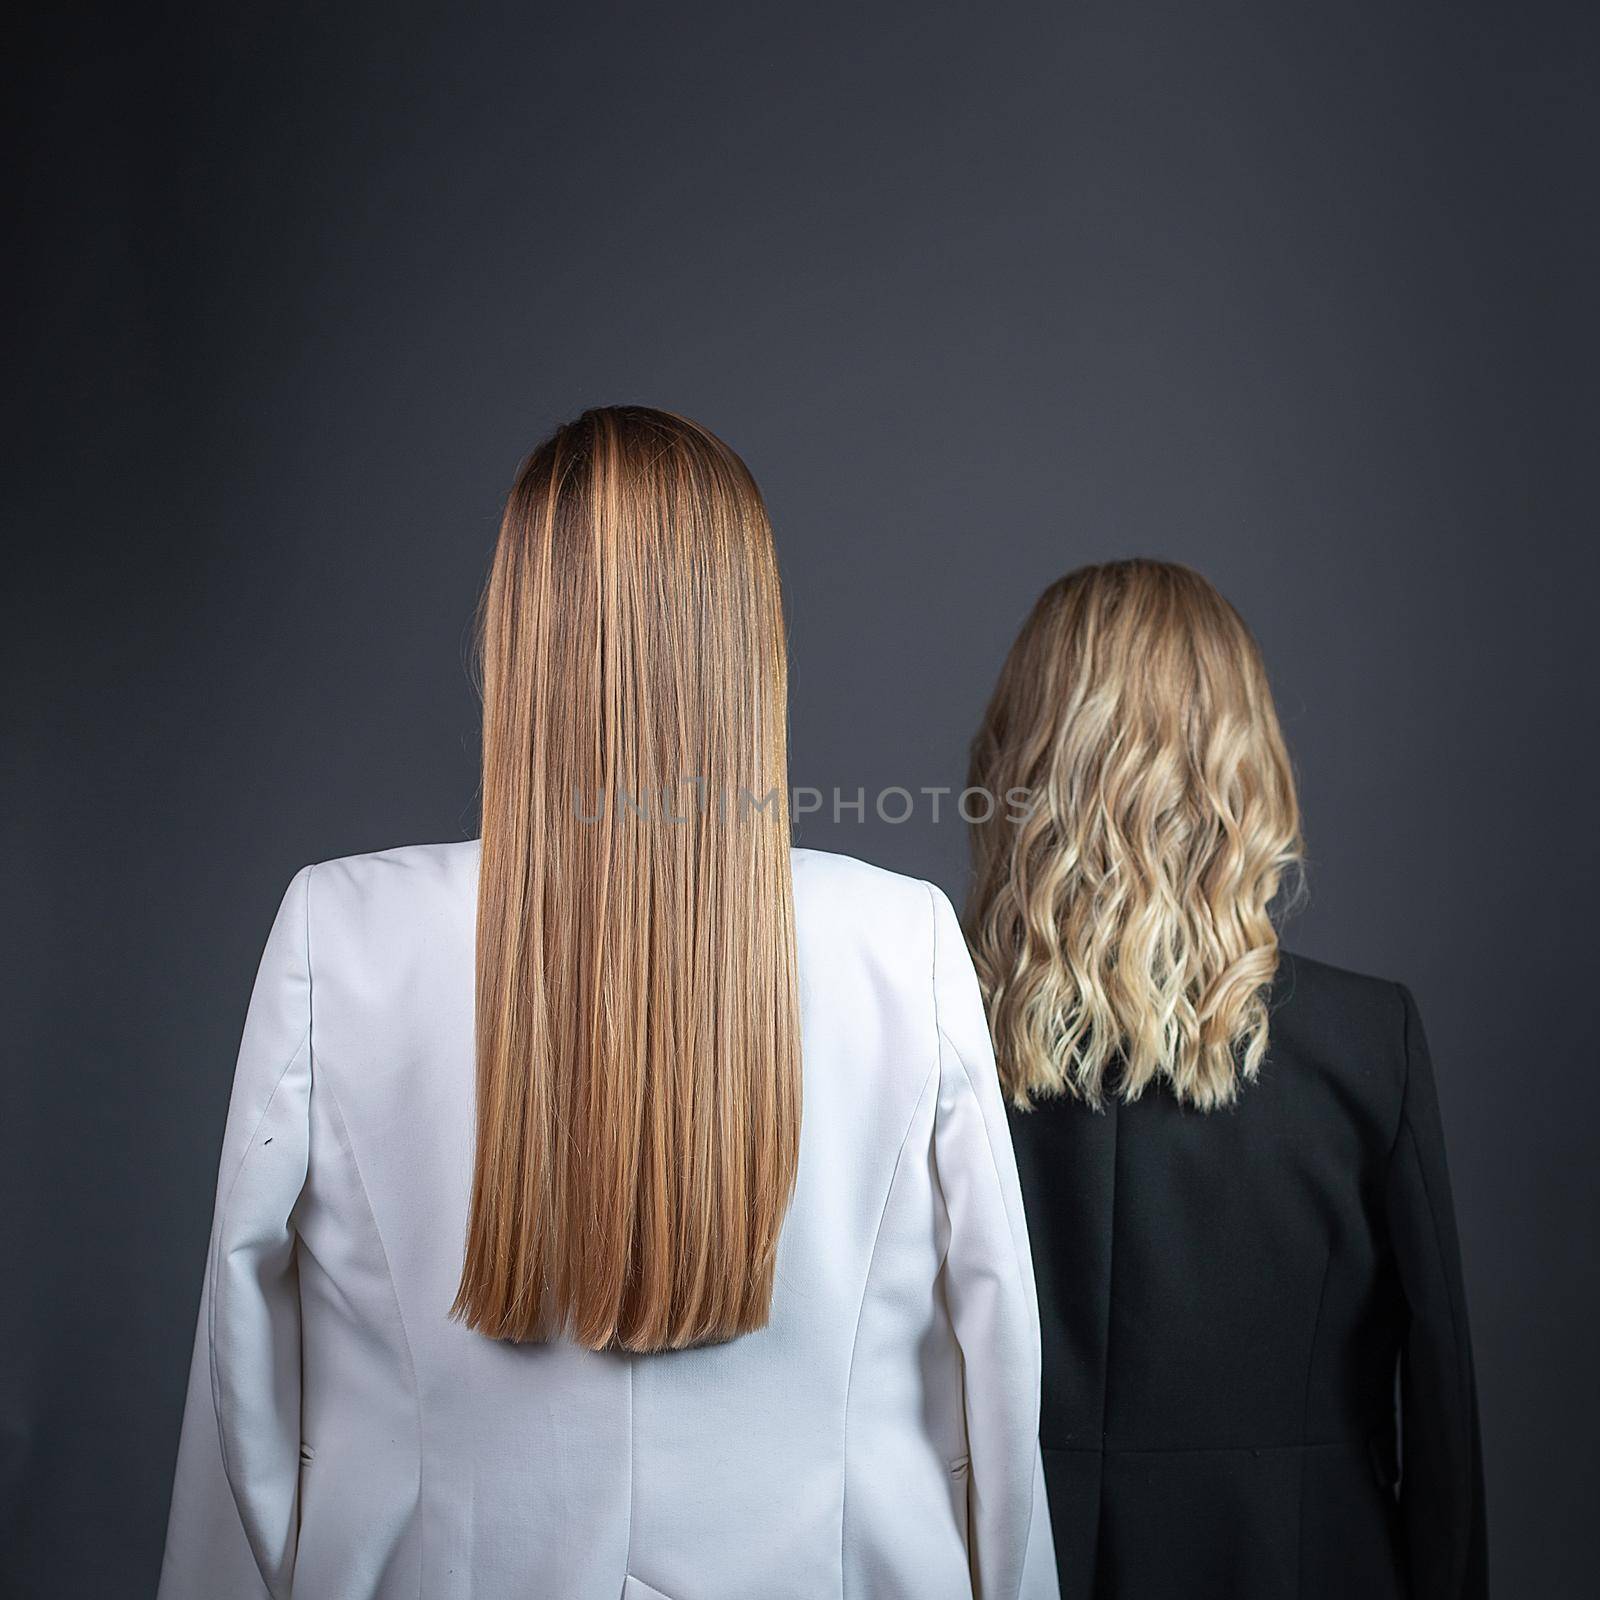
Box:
[205,862,315,1567]
[838,1052,942,1594]
[1384,980,1412,1166]
[925,877,1037,1600]
[316,1069,426,1597]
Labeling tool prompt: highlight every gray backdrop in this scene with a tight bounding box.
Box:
[6,1,1597,1594]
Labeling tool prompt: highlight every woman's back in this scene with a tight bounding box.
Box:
[1010,950,1485,1599]
[965,558,1486,1598]
[158,841,1053,1600]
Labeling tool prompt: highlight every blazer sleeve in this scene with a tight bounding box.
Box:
[158,867,315,1600]
[1386,983,1488,1600]
[927,884,1057,1600]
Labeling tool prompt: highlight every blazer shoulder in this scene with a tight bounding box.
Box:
[1271,947,1412,1094]
[308,837,480,884]
[1274,947,1406,1011]
[306,838,478,903]
[791,847,946,981]
[300,840,479,962]
[791,846,934,919]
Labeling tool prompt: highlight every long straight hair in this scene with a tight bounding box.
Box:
[454,407,801,1352]
[966,559,1302,1112]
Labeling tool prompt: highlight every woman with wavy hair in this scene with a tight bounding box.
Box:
[967,559,1485,1600]
[158,408,1055,1600]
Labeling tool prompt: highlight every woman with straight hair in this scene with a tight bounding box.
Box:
[158,407,1055,1600]
[966,560,1486,1600]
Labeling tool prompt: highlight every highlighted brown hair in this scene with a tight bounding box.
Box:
[967,559,1302,1111]
[454,407,800,1350]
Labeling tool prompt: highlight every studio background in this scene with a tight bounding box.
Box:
[6,2,1597,1595]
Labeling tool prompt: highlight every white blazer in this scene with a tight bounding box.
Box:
[159,842,1057,1600]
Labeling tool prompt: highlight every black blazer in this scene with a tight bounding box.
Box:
[1010,952,1487,1599]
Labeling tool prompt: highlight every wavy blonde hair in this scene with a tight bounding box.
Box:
[455,407,800,1351]
[966,559,1302,1111]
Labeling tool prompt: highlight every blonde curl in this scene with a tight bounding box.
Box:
[967,560,1302,1111]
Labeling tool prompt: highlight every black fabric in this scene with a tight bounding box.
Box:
[1011,952,1487,1599]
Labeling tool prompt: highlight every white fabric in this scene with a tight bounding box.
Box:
[158,842,1057,1600]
